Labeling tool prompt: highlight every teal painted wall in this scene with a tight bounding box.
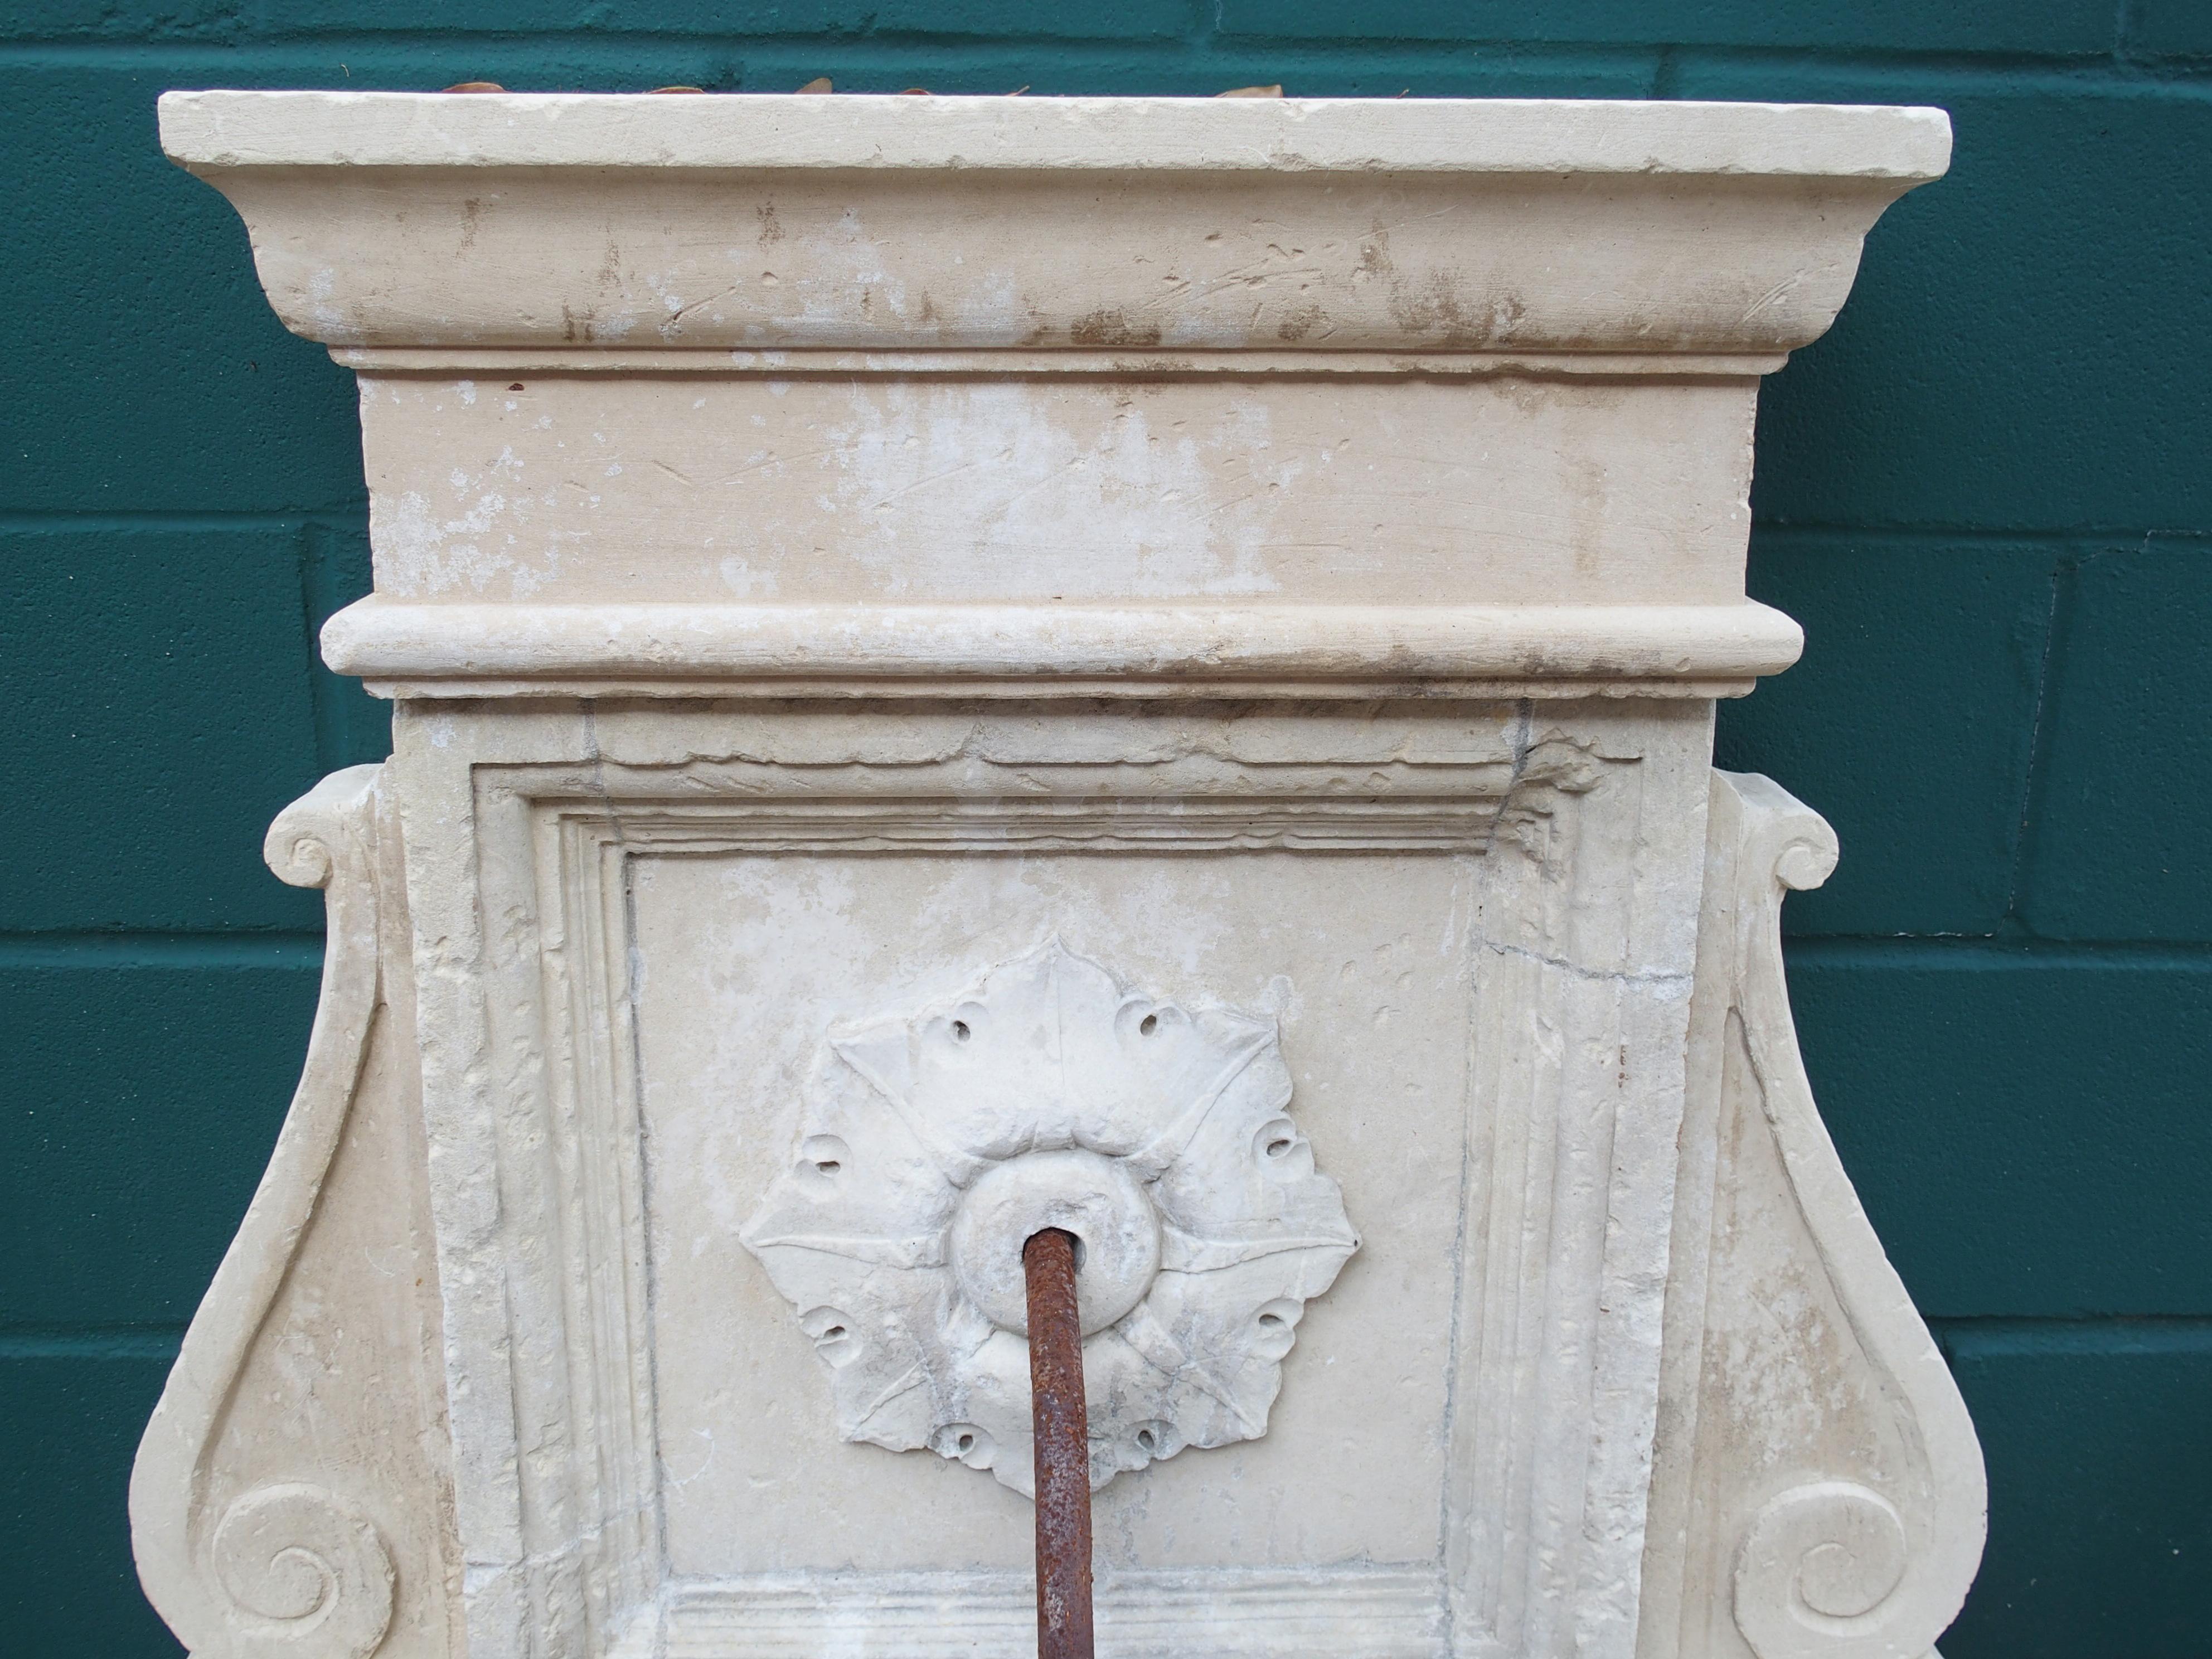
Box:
[3,5,2207,1654]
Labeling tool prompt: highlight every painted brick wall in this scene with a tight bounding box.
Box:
[3,6,2206,1655]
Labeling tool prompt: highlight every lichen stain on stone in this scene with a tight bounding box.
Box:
[1069,308,1164,348]
[1386,271,1527,348]
[1352,229,1394,284]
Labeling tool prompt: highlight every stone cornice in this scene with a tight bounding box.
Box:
[158,91,1948,358]
[158,91,1943,700]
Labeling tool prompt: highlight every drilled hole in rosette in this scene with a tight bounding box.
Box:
[799,1134,848,1181]
[938,1000,988,1049]
[930,1422,996,1469]
[1027,1224,1093,1272]
[801,1307,861,1368]
[1253,1299,1302,1360]
[1123,1415,1194,1468]
[1127,1419,1182,1465]
[953,1150,1158,1336]
[1114,995,1183,1045]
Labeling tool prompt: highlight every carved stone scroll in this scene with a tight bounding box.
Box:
[1638,772,1987,1659]
[130,767,457,1658]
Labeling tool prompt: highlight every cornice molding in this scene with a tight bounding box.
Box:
[159,91,1947,358]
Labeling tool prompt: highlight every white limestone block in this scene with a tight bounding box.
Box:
[130,92,1980,1659]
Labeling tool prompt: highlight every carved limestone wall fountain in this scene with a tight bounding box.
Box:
[133,90,1985,1659]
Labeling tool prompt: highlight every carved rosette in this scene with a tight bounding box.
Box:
[742,939,1359,1495]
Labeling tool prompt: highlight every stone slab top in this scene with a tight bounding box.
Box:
[159,90,1951,180]
[154,89,1952,699]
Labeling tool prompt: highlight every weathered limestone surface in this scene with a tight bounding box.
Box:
[135,92,1982,1659]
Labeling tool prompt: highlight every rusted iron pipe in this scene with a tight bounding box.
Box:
[1023,1227,1095,1659]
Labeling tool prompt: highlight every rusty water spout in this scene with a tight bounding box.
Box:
[1023,1227,1095,1659]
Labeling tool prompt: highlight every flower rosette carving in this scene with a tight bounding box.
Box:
[742,939,1359,1495]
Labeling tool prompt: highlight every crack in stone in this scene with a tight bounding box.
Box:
[1475,936,1693,988]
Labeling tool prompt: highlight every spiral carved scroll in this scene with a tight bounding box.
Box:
[1734,1481,1913,1659]
[1709,772,1987,1659]
[211,1485,396,1659]
[129,768,409,1659]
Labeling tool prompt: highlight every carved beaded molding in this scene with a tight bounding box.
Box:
[742,939,1360,1494]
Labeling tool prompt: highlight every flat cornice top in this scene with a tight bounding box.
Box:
[159,90,1949,180]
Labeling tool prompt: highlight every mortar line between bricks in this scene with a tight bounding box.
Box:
[1605,46,2212,88]
[0,39,1661,85]
[1781,937,2212,968]
[0,932,325,968]
[1931,1314,2212,1357]
[4,37,1219,67]
[2,38,2210,92]
[1752,521,2212,545]
[1934,1312,2212,1330]
[0,1327,188,1362]
[0,510,358,533]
